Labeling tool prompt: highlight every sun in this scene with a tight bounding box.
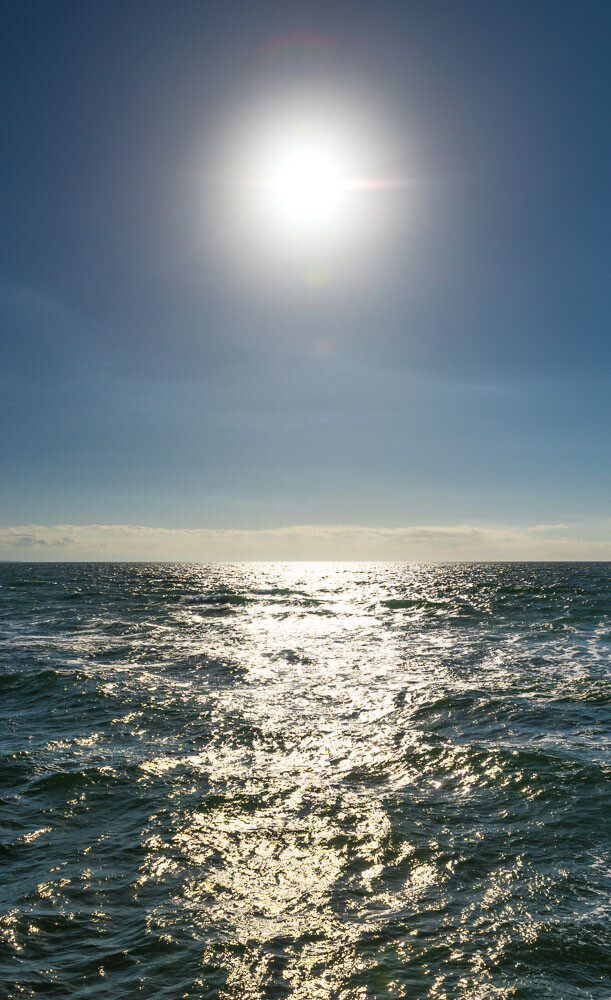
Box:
[213,105,401,261]
[257,132,350,240]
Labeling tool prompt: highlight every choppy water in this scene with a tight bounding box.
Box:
[1,562,610,999]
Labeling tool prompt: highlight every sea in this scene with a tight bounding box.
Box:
[0,561,609,999]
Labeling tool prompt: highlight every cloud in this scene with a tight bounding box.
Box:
[0,522,610,561]
[529,524,570,533]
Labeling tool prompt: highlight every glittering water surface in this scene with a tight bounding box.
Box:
[1,562,610,999]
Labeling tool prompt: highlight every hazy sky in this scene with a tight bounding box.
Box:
[1,1,610,559]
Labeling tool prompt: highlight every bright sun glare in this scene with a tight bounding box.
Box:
[219,106,400,259]
[258,133,350,240]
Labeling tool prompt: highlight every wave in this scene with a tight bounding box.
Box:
[182,591,251,606]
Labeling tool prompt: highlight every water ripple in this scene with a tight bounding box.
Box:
[1,562,609,998]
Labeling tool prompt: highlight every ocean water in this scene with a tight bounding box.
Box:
[0,562,609,1000]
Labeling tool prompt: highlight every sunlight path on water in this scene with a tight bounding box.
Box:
[0,562,609,998]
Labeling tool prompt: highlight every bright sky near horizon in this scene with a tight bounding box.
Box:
[1,0,610,560]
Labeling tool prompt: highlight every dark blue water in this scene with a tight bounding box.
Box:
[1,562,609,998]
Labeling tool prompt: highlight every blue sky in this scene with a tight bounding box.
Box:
[1,1,610,559]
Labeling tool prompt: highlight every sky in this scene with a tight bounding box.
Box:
[1,0,610,560]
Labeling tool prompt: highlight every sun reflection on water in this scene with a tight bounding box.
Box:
[1,562,609,997]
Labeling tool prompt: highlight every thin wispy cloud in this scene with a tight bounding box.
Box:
[528,524,570,533]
